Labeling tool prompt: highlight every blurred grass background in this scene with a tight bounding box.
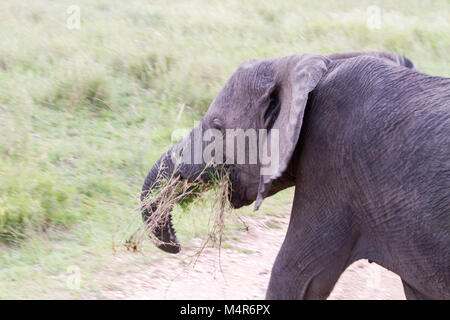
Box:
[0,0,448,298]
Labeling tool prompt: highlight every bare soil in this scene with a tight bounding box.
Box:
[101,212,405,300]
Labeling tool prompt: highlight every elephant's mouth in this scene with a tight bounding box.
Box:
[227,169,254,209]
[228,189,253,209]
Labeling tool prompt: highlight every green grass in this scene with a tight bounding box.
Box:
[0,0,448,299]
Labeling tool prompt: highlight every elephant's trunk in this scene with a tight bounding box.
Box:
[141,125,207,254]
[141,146,181,254]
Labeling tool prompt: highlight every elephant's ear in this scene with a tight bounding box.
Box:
[254,54,330,210]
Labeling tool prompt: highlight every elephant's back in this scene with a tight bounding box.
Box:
[352,64,450,296]
[309,58,450,297]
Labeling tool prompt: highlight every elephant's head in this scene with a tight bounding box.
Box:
[141,51,415,254]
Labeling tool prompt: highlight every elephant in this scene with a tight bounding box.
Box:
[141,51,450,299]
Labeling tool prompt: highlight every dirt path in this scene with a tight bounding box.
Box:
[101,212,405,300]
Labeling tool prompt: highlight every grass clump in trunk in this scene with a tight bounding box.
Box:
[115,162,234,258]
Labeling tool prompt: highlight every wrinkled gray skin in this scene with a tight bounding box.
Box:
[141,51,450,299]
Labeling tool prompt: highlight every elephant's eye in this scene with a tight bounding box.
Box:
[212,118,223,130]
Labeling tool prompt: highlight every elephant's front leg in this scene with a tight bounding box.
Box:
[266,201,358,299]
